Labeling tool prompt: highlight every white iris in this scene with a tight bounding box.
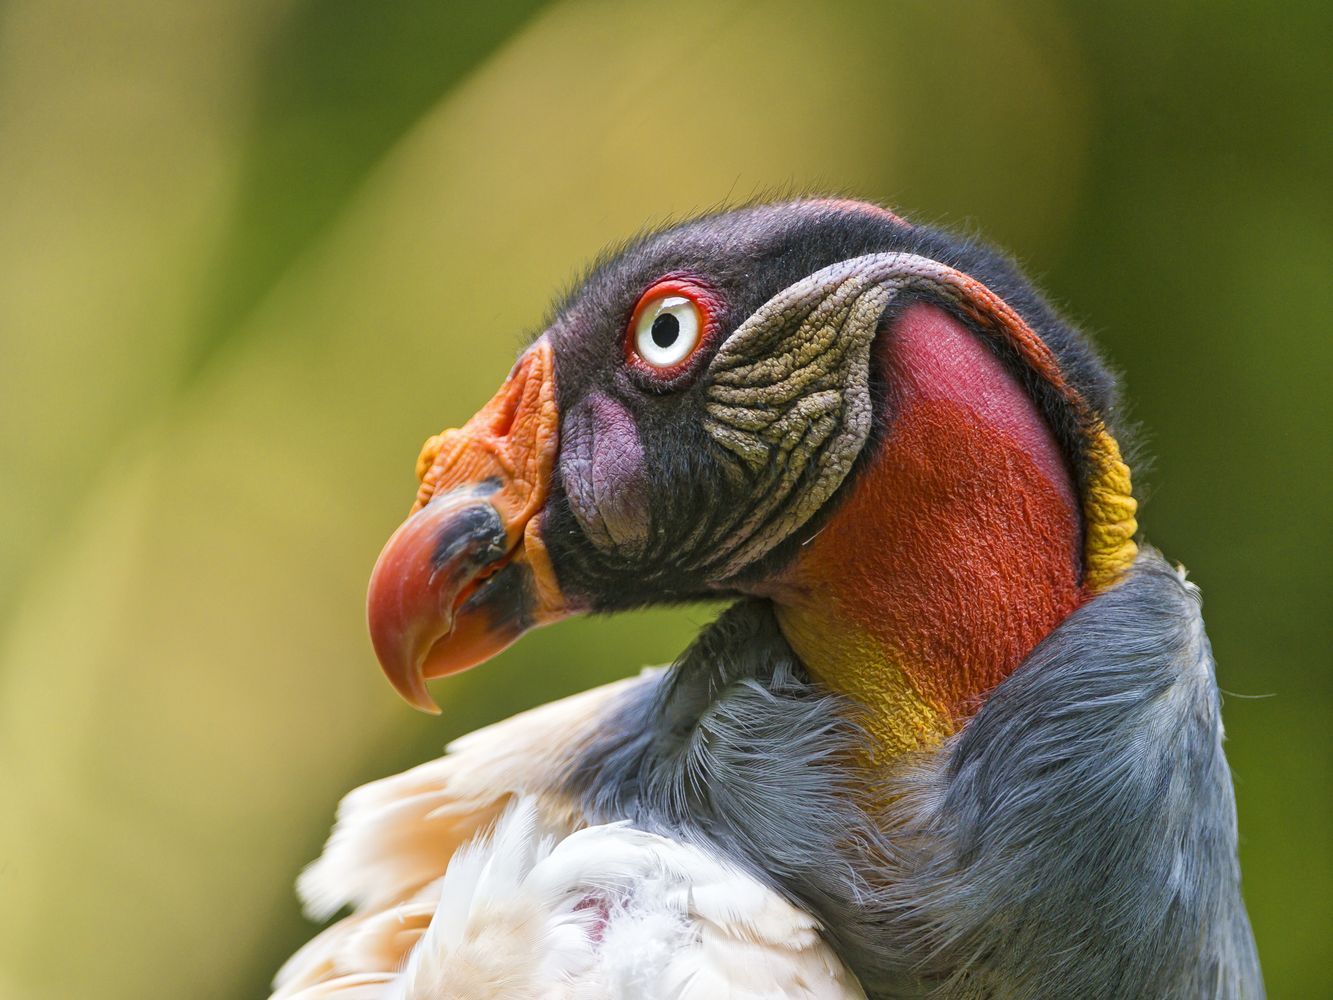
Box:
[633,295,701,368]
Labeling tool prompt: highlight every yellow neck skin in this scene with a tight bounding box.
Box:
[776,608,954,762]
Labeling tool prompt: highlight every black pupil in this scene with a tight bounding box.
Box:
[650,312,680,349]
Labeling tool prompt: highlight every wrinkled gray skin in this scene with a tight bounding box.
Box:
[564,550,1263,999]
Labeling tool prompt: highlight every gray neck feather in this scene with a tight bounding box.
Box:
[561,549,1262,999]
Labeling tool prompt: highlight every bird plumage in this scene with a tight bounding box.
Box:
[397,799,862,999]
[274,199,1260,998]
[270,675,864,1000]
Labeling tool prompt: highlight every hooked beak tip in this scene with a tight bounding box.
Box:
[365,502,462,715]
[366,600,445,715]
[396,670,443,715]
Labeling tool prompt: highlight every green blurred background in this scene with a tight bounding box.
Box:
[1,1,1328,997]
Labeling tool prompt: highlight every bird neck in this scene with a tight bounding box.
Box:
[763,303,1086,763]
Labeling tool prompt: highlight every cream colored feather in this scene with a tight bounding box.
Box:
[273,676,637,998]
[388,798,864,999]
[272,673,863,999]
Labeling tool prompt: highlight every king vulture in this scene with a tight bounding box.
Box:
[271,199,1261,999]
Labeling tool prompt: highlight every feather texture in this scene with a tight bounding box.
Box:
[275,791,863,999]
[566,550,1262,997]
[388,798,864,999]
[272,676,641,997]
[276,552,1259,998]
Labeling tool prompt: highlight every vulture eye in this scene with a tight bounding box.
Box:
[627,279,713,374]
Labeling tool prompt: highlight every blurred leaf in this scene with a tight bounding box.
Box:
[0,0,290,616]
[189,0,549,376]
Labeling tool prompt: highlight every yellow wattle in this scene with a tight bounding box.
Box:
[1082,428,1139,593]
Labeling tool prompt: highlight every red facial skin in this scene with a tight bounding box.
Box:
[770,302,1084,734]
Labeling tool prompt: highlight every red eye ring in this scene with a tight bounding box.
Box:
[624,276,721,383]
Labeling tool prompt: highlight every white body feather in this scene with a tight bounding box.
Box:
[271,677,863,999]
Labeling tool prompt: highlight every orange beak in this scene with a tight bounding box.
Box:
[366,341,567,712]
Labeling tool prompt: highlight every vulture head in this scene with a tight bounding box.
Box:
[367,199,1137,755]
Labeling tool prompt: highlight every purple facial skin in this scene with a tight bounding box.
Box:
[561,391,650,556]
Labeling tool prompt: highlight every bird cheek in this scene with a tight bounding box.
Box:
[561,392,651,557]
